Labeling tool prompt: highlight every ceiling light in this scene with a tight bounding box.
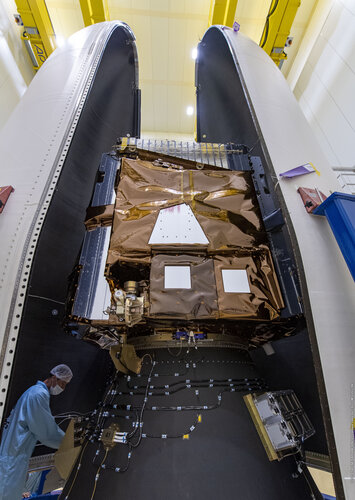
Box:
[56,35,65,48]
[191,47,198,60]
[186,106,194,116]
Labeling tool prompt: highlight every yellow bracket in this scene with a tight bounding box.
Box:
[15,0,56,70]
[79,0,109,27]
[260,0,301,67]
[208,0,238,27]
[110,344,142,375]
[243,394,278,461]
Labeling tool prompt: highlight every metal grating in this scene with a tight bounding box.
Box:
[120,138,247,169]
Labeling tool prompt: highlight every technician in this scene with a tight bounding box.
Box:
[0,364,73,500]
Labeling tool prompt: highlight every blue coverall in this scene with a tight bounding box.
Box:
[0,381,64,500]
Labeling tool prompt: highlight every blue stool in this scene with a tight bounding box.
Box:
[313,192,355,280]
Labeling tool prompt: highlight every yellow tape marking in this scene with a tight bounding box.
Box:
[309,162,321,176]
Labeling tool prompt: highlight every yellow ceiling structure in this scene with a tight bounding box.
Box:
[12,0,318,135]
[208,0,238,27]
[14,0,57,69]
[79,0,109,26]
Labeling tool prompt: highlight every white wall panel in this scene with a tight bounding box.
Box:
[0,0,34,129]
[297,93,341,166]
[292,0,355,169]
[0,36,26,129]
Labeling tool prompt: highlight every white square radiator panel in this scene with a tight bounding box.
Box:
[222,269,250,293]
[164,266,192,289]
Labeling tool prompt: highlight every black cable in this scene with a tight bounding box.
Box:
[294,457,322,500]
[127,410,140,440]
[117,381,264,397]
[64,440,89,499]
[104,384,265,415]
[92,444,132,474]
[127,376,262,390]
[260,0,279,48]
[128,358,155,448]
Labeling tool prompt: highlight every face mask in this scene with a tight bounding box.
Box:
[50,384,64,396]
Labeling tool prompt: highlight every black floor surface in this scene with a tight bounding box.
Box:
[63,348,318,500]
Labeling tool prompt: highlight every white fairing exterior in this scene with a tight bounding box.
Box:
[0,21,132,421]
[222,27,355,499]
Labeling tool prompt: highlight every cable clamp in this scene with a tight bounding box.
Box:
[148,392,152,396]
[130,392,134,396]
[177,406,182,411]
[154,373,159,377]
[127,376,131,381]
[209,384,213,388]
[190,425,195,432]
[165,391,169,395]
[95,474,99,481]
[126,405,131,410]
[128,452,132,459]
[140,422,143,427]
[186,385,191,389]
[142,433,147,438]
[174,373,179,377]
[231,388,235,392]
[162,434,167,439]
[115,467,120,472]
[145,396,148,402]
[134,386,138,389]
[95,449,100,456]
[101,464,106,469]
[186,363,190,368]
[218,395,222,401]
[228,378,232,382]
[203,406,208,410]
[229,384,234,387]
[193,363,196,368]
[152,406,157,410]
[148,378,151,382]
[209,379,214,383]
[150,385,154,389]
[118,392,122,395]
[165,384,169,389]
[186,379,190,383]
[195,390,199,395]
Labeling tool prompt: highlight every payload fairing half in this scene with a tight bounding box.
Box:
[0,21,353,500]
